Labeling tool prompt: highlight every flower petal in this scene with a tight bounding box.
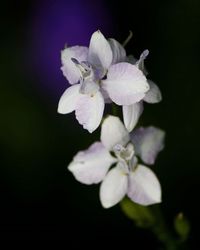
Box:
[88,30,112,70]
[57,84,81,114]
[101,115,130,150]
[131,126,165,165]
[135,50,149,75]
[108,38,126,64]
[127,164,161,205]
[68,142,116,185]
[102,63,149,105]
[75,91,104,133]
[143,80,162,103]
[123,102,144,132]
[61,46,88,84]
[100,163,128,208]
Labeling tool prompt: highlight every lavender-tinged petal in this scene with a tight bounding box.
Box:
[135,50,149,74]
[100,163,128,208]
[101,115,130,150]
[88,30,112,70]
[61,46,88,84]
[102,63,149,105]
[108,38,126,64]
[127,164,161,205]
[123,102,144,132]
[75,91,104,133]
[143,80,162,103]
[68,142,116,185]
[131,126,165,165]
[57,84,80,114]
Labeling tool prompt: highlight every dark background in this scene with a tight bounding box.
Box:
[0,0,199,246]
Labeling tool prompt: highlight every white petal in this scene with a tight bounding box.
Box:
[102,63,149,105]
[57,84,80,114]
[127,164,161,205]
[100,163,128,208]
[75,91,104,133]
[88,30,112,69]
[131,126,165,165]
[101,115,130,150]
[143,80,162,103]
[68,142,116,185]
[123,102,144,132]
[108,38,126,64]
[135,50,149,75]
[61,46,88,84]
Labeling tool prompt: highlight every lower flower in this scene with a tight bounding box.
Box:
[68,115,165,208]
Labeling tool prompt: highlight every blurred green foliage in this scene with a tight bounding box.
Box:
[121,198,155,228]
[174,213,190,242]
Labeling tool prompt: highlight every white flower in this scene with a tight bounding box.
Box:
[58,30,149,133]
[68,115,165,208]
[123,50,162,132]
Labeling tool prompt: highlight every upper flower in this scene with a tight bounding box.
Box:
[68,115,165,208]
[58,30,149,133]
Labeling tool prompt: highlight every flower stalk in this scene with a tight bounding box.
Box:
[121,198,189,250]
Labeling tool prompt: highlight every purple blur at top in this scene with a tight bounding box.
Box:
[28,0,113,97]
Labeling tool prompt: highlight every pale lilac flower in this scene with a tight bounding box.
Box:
[68,115,165,208]
[123,50,162,132]
[58,30,149,133]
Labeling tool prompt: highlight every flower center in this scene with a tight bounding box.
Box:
[113,143,138,173]
[113,143,134,162]
[72,58,101,95]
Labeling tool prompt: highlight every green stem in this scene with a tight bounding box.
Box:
[120,199,188,250]
[122,30,133,47]
[111,103,119,116]
[150,206,177,250]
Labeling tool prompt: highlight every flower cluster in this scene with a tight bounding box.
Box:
[58,30,165,208]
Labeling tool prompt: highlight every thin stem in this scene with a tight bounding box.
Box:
[111,103,119,116]
[122,30,133,47]
[120,199,188,250]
